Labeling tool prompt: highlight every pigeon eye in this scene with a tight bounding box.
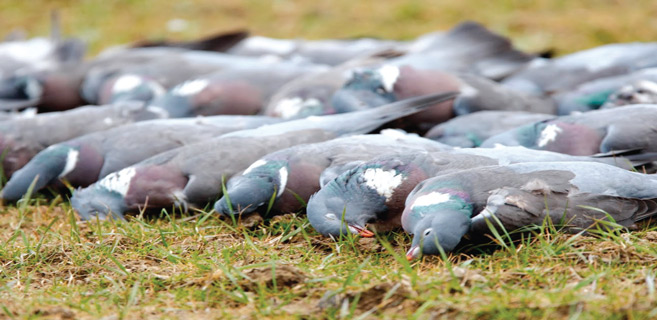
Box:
[325,213,337,221]
[376,86,386,94]
[637,89,646,94]
[423,228,433,236]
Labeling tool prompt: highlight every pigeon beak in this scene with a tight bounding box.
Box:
[406,245,421,261]
[348,224,375,237]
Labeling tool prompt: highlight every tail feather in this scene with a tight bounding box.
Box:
[333,91,459,135]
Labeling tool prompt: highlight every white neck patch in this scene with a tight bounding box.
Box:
[173,79,209,96]
[98,167,137,196]
[536,124,563,147]
[459,83,479,98]
[361,168,404,200]
[243,159,268,175]
[636,80,657,93]
[59,148,80,178]
[274,97,321,119]
[112,74,143,94]
[410,192,451,209]
[24,78,43,99]
[377,65,400,92]
[277,166,288,197]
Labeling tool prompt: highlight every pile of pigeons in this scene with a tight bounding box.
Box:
[3,21,657,260]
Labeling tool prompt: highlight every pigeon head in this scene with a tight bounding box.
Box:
[603,80,657,108]
[331,65,400,113]
[0,74,43,100]
[70,182,128,221]
[1,142,105,201]
[406,209,472,260]
[307,163,409,238]
[482,119,553,149]
[269,87,335,119]
[215,159,289,216]
[307,191,374,238]
[402,183,473,260]
[2,144,79,201]
[99,74,166,105]
[70,166,142,220]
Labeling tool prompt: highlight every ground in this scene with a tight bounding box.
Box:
[2,1,657,319]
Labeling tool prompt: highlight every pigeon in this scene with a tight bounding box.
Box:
[554,68,657,114]
[80,48,313,106]
[0,47,304,113]
[70,92,458,220]
[263,55,386,119]
[307,151,496,238]
[601,79,657,108]
[332,66,556,130]
[480,105,657,157]
[94,73,166,105]
[0,37,86,111]
[0,101,164,178]
[262,21,535,120]
[150,62,327,118]
[387,21,535,80]
[424,111,555,147]
[1,115,283,201]
[403,161,657,259]
[214,130,451,217]
[307,146,637,238]
[502,42,657,96]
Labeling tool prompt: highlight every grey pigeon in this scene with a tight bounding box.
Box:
[0,47,303,113]
[387,21,534,80]
[307,146,636,238]
[263,55,385,119]
[150,62,327,118]
[502,43,657,96]
[424,111,555,147]
[554,68,657,114]
[214,130,451,217]
[0,37,85,111]
[480,105,657,157]
[601,79,657,108]
[70,92,458,220]
[262,22,536,120]
[332,65,556,130]
[1,115,282,201]
[0,102,163,178]
[403,161,657,259]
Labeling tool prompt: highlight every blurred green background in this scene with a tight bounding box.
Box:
[1,0,656,55]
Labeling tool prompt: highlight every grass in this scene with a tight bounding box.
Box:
[3,199,657,319]
[1,0,657,55]
[3,0,657,319]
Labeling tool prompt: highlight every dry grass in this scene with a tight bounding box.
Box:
[2,1,657,319]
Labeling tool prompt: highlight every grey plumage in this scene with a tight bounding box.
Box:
[1,115,283,201]
[70,92,458,220]
[0,101,164,178]
[215,131,451,216]
[403,161,657,259]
